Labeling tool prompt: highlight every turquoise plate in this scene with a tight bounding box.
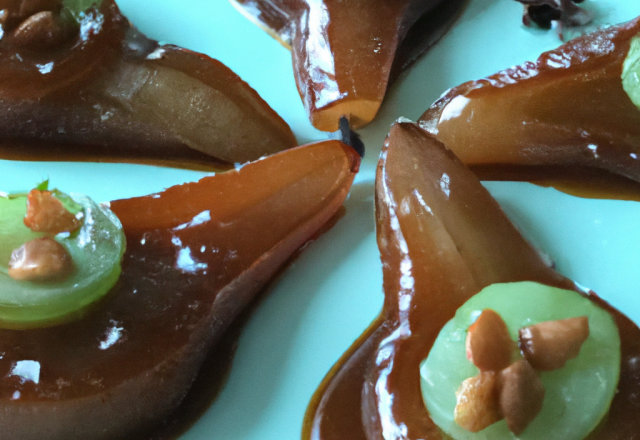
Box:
[1,0,639,438]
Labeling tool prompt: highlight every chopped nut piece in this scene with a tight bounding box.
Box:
[454,372,502,432]
[0,0,59,30]
[17,0,60,19]
[24,189,81,234]
[519,316,590,371]
[8,237,74,281]
[12,11,69,51]
[499,359,545,435]
[466,309,515,371]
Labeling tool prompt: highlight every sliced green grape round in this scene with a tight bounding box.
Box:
[420,281,621,440]
[0,193,125,329]
[622,33,640,110]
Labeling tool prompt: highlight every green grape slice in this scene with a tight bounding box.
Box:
[420,282,621,440]
[0,193,125,329]
[622,33,640,111]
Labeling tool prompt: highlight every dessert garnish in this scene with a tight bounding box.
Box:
[230,0,466,131]
[0,139,360,439]
[423,283,618,439]
[302,122,640,440]
[0,0,296,167]
[1,183,125,328]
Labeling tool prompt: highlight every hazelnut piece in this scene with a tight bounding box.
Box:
[12,10,68,50]
[519,316,590,371]
[499,359,545,435]
[8,237,74,282]
[454,371,502,432]
[466,309,514,371]
[24,189,81,234]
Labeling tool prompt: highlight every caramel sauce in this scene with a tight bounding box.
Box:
[0,139,232,173]
[140,302,247,440]
[472,164,640,202]
[143,206,348,440]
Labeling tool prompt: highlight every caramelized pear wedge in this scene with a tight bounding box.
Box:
[302,122,640,440]
[0,0,296,166]
[0,140,359,440]
[230,0,466,131]
[419,17,640,188]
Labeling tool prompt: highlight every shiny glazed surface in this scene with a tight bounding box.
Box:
[303,123,640,440]
[0,0,296,166]
[231,0,466,131]
[419,17,640,184]
[0,140,359,439]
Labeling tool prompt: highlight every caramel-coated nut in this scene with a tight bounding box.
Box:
[24,189,81,234]
[519,316,590,371]
[454,371,502,432]
[8,237,74,281]
[466,309,515,371]
[12,11,68,50]
[18,0,61,18]
[499,359,545,435]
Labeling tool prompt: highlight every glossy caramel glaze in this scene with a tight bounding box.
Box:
[0,0,296,165]
[144,206,348,440]
[419,17,640,187]
[0,140,360,440]
[303,123,640,440]
[231,0,466,131]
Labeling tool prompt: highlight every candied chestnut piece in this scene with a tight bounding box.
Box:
[419,18,640,186]
[231,0,466,131]
[302,123,640,440]
[0,0,296,166]
[0,139,360,439]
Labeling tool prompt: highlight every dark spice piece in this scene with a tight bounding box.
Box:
[516,0,591,29]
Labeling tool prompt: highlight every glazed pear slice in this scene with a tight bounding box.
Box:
[230,0,466,131]
[0,139,360,440]
[419,17,640,184]
[303,122,640,440]
[0,0,296,166]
